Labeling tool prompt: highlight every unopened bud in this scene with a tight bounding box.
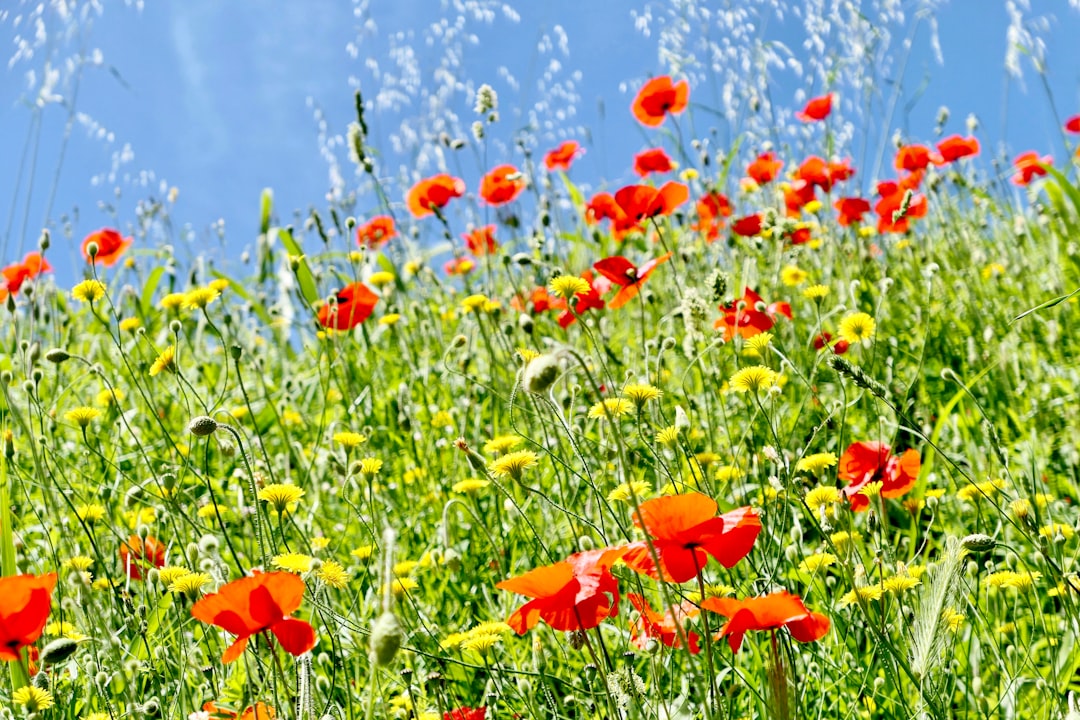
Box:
[188,416,219,437]
[522,353,560,394]
[45,349,70,364]
[370,611,403,666]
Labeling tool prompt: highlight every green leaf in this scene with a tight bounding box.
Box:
[140,266,166,319]
[272,227,319,308]
[259,188,274,235]
[1013,286,1080,322]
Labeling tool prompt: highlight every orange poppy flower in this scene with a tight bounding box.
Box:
[633,147,675,177]
[356,215,397,249]
[2,251,52,297]
[444,707,486,720]
[795,93,832,122]
[406,174,466,217]
[317,282,378,330]
[593,252,672,310]
[203,702,275,720]
[479,164,525,206]
[82,228,133,266]
[627,593,700,654]
[701,590,830,653]
[746,152,783,184]
[1012,151,1052,186]
[731,214,763,237]
[0,573,56,662]
[511,286,553,315]
[613,181,689,222]
[1066,115,1080,134]
[784,180,817,217]
[834,197,871,227]
[119,535,166,580]
[839,441,920,511]
[894,144,943,173]
[936,135,980,163]
[463,225,498,256]
[714,287,791,341]
[191,571,316,664]
[544,140,583,171]
[692,191,732,241]
[621,493,760,583]
[631,76,689,127]
[874,184,927,234]
[497,547,627,634]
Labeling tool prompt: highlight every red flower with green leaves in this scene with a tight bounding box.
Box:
[838,441,920,511]
[701,590,830,652]
[593,252,672,310]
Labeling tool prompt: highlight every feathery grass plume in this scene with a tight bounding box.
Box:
[909,536,966,683]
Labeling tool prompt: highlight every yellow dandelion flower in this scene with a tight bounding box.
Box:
[839,585,884,606]
[440,632,469,649]
[351,545,375,561]
[730,365,777,394]
[607,481,652,502]
[805,486,842,512]
[272,552,314,574]
[160,292,187,310]
[798,553,837,573]
[1009,498,1032,518]
[182,287,220,310]
[982,262,1005,280]
[483,435,522,456]
[903,498,925,514]
[837,312,876,344]
[64,555,94,572]
[310,537,330,552]
[384,578,419,595]
[379,313,402,326]
[118,317,141,332]
[403,467,426,484]
[714,465,744,482]
[796,452,838,474]
[123,507,156,528]
[393,560,420,577]
[368,271,395,288]
[1039,523,1075,541]
[65,406,102,429]
[317,560,349,589]
[72,279,107,303]
[75,504,106,523]
[209,278,230,292]
[830,530,861,550]
[587,398,634,420]
[169,572,212,598]
[460,632,502,653]
[45,620,87,640]
[858,480,884,499]
[517,348,540,364]
[883,575,921,594]
[780,265,808,286]
[431,411,454,429]
[157,566,192,587]
[452,478,491,494]
[13,686,54,712]
[359,457,383,475]
[549,275,591,300]
[149,346,176,376]
[281,410,303,426]
[467,621,514,637]
[621,383,662,408]
[686,583,736,603]
[461,294,489,312]
[1034,493,1054,507]
[482,299,501,312]
[94,388,124,407]
[743,332,773,358]
[655,426,680,446]
[957,478,1006,502]
[258,483,305,514]
[997,621,1016,634]
[941,607,965,632]
[802,284,830,301]
[985,571,1018,589]
[333,431,367,448]
[229,406,249,420]
[488,450,539,481]
[1005,571,1040,590]
[197,503,231,520]
[695,452,721,467]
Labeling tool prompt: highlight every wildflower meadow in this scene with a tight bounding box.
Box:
[2,1,1080,719]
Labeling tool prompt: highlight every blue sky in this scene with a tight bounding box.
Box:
[1,1,1078,283]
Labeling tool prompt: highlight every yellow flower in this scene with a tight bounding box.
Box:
[742,332,773,358]
[488,450,539,481]
[181,287,220,310]
[802,284,830,301]
[695,451,721,467]
[379,313,402,326]
[729,365,777,394]
[333,431,367,448]
[517,348,540,364]
[63,555,94,572]
[858,480,884,499]
[804,486,841,512]
[461,293,489,312]
[587,398,634,420]
[258,483,305,514]
[394,560,420,577]
[655,426,680,446]
[796,452,838,474]
[714,465,744,482]
[350,545,375,561]
[45,620,87,640]
[1039,523,1075,541]
[311,537,331,551]
[157,566,192,587]
[549,275,590,300]
[607,481,652,502]
[839,585,884,606]
[830,530,861,550]
[197,503,231,520]
[359,457,383,476]
[622,383,662,408]
[985,571,1018,589]
[118,317,141,332]
[430,410,454,429]
[452,478,490,494]
[160,292,187,310]
[440,632,469,649]
[460,632,502,653]
[982,262,1005,280]
[957,478,1006,502]
[64,406,102,429]
[317,560,349,589]
[95,388,124,406]
[483,435,522,456]
[169,572,212,598]
[209,278,230,292]
[883,575,921,594]
[941,607,965,632]
[837,312,876,344]
[149,346,176,376]
[384,578,419,595]
[368,271,395,287]
[272,552,314,574]
[72,279,107,303]
[780,265,808,286]
[798,553,837,573]
[13,686,54,712]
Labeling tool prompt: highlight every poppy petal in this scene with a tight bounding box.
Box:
[270,617,316,657]
[222,635,250,664]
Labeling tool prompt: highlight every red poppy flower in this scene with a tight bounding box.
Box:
[593,252,672,310]
[714,287,792,341]
[746,152,783,185]
[787,226,812,245]
[631,76,689,127]
[317,282,378,330]
[627,593,701,654]
[794,156,831,191]
[0,573,56,662]
[479,164,526,206]
[701,591,830,653]
[874,185,928,234]
[795,93,832,122]
[512,286,552,315]
[1066,115,1080,134]
[119,535,166,580]
[621,493,760,583]
[692,191,732,241]
[633,147,675,177]
[834,197,872,227]
[813,332,849,355]
[838,441,921,512]
[1012,151,1052,186]
[544,141,583,171]
[614,181,689,222]
[2,252,52,297]
[241,704,275,720]
[827,158,856,184]
[406,174,466,217]
[445,707,486,720]
[936,135,980,163]
[784,181,817,216]
[497,547,627,634]
[894,144,943,172]
[555,271,609,328]
[81,228,132,266]
[356,216,397,249]
[731,214,763,237]
[191,571,316,663]
[463,225,499,256]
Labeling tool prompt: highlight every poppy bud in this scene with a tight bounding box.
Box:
[567,630,586,650]
[169,320,182,335]
[442,548,462,572]
[40,637,78,665]
[45,348,70,364]
[370,611,403,666]
[518,314,533,335]
[522,353,560,394]
[28,342,40,365]
[85,241,100,259]
[961,533,996,554]
[188,416,219,437]
[38,229,50,251]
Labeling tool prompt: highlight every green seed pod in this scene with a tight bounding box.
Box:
[45,349,70,364]
[961,533,996,554]
[188,416,219,437]
[40,638,78,665]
